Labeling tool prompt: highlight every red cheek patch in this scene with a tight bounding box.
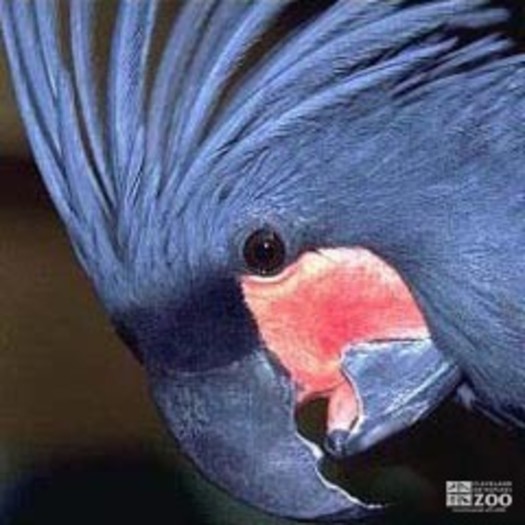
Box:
[241,248,428,432]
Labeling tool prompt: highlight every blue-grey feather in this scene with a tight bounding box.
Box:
[177,1,292,169]
[57,70,99,218]
[34,0,60,98]
[145,0,218,181]
[107,0,158,197]
[216,1,398,136]
[163,1,252,181]
[225,2,362,103]
[9,1,61,155]
[70,0,112,202]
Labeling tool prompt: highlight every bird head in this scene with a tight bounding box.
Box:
[2,0,517,520]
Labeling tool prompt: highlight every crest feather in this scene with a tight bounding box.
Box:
[0,0,519,307]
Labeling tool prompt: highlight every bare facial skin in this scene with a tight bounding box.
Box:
[242,248,429,433]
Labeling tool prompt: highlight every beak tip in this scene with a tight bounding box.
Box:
[324,429,351,459]
[338,338,460,457]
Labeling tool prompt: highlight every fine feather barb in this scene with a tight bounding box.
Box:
[57,69,103,223]
[160,0,295,200]
[69,0,113,204]
[107,0,158,200]
[175,0,293,171]
[34,0,60,98]
[8,1,61,156]
[161,0,251,183]
[146,0,219,183]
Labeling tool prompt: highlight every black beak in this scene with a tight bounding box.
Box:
[326,339,461,458]
[148,348,381,521]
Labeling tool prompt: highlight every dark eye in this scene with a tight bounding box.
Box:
[243,228,287,276]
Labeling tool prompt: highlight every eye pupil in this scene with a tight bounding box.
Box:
[243,229,286,276]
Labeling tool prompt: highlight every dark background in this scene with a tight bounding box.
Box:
[0,5,524,525]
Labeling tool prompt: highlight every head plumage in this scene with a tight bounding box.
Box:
[0,0,515,307]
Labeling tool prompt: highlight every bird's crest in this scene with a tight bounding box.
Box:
[0,0,516,307]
